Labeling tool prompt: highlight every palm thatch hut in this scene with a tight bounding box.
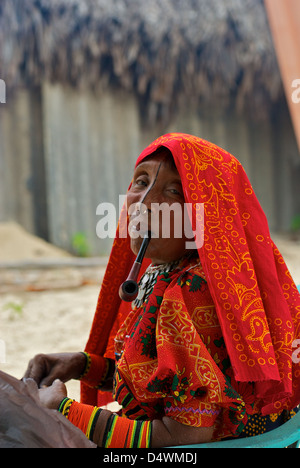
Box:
[0,0,299,255]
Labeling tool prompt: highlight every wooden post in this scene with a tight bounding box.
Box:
[264,0,300,153]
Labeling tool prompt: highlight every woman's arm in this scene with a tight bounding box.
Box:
[39,382,213,448]
[151,417,214,447]
[92,410,213,447]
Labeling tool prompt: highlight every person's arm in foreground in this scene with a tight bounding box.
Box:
[39,380,213,448]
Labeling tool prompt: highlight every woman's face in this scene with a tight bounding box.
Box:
[126,150,189,264]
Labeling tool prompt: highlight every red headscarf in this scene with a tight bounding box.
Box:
[82,133,300,415]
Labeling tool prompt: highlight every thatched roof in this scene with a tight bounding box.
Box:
[0,0,283,123]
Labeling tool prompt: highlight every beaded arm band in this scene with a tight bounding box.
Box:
[58,398,152,448]
[58,398,102,441]
[78,352,113,389]
[102,413,152,448]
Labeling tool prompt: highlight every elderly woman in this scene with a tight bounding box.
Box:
[24,133,300,448]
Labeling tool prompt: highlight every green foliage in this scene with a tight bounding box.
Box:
[3,302,24,320]
[291,215,300,233]
[71,232,90,257]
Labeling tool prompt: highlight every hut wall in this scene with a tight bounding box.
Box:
[0,87,48,239]
[1,83,299,256]
[42,83,298,255]
[42,83,147,256]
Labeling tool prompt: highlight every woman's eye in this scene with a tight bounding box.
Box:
[135,178,148,187]
[169,188,182,196]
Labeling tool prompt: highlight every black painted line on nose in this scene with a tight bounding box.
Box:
[140,163,162,207]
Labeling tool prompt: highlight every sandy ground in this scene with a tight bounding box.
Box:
[0,223,106,401]
[1,285,101,401]
[1,223,300,402]
[0,222,72,261]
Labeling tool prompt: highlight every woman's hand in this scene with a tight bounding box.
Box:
[23,352,86,388]
[38,379,68,410]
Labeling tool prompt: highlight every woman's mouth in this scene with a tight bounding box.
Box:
[128,216,151,238]
[128,225,155,240]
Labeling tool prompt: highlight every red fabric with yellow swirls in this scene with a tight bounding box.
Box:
[81,133,300,416]
[114,258,253,439]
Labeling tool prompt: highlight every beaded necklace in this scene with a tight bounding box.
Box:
[133,258,181,309]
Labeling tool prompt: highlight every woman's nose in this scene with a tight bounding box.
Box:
[128,192,158,217]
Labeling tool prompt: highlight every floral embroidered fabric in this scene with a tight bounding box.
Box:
[113,257,260,439]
